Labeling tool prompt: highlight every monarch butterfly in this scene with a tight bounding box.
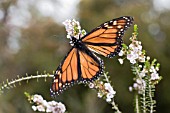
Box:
[51,16,134,97]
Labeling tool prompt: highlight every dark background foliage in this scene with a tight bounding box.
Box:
[0,0,169,113]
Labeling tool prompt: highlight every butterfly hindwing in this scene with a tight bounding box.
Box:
[51,47,103,96]
[81,16,134,58]
[78,46,103,82]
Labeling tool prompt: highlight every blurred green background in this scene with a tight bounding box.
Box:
[0,0,170,113]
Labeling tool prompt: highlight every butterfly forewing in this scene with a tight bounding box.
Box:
[81,16,134,58]
[51,48,79,96]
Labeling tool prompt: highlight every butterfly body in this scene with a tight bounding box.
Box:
[70,36,84,49]
[51,16,134,97]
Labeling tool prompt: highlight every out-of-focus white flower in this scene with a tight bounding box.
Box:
[106,97,112,102]
[146,56,150,60]
[126,40,146,64]
[127,52,137,64]
[150,66,156,73]
[63,19,86,40]
[107,93,114,99]
[103,83,116,103]
[139,55,145,62]
[52,102,66,113]
[151,72,160,80]
[118,58,124,64]
[48,101,58,106]
[31,94,66,113]
[118,50,124,56]
[155,66,159,71]
[32,94,44,103]
[97,92,103,98]
[89,83,94,88]
[46,106,53,113]
[32,105,37,111]
[132,79,146,94]
[104,83,116,95]
[37,105,45,112]
[139,70,146,78]
[133,83,138,89]
[42,100,48,106]
[139,65,142,68]
[129,86,133,92]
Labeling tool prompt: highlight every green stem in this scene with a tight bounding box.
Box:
[135,93,140,113]
[0,74,53,93]
[111,100,121,113]
[142,88,146,113]
[148,82,154,113]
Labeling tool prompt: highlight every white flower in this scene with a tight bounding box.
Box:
[146,56,150,60]
[155,66,159,71]
[42,100,48,107]
[33,94,44,104]
[129,43,135,49]
[151,72,160,80]
[139,70,146,78]
[106,93,114,99]
[133,83,138,89]
[129,86,133,92]
[130,59,136,64]
[88,83,94,88]
[127,52,138,64]
[52,102,66,113]
[32,105,37,111]
[132,79,146,94]
[63,19,82,39]
[37,105,45,112]
[106,97,112,102]
[139,65,142,68]
[66,35,71,39]
[97,92,103,98]
[104,83,116,95]
[118,58,124,64]
[118,50,124,56]
[149,66,156,73]
[104,83,111,90]
[127,40,146,64]
[31,94,66,113]
[48,101,58,106]
[139,55,145,62]
[46,106,53,113]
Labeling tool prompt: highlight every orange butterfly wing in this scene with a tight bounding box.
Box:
[81,16,134,58]
[51,48,103,96]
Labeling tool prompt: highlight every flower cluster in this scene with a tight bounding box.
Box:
[26,93,66,113]
[104,83,116,102]
[118,37,145,64]
[63,19,86,40]
[88,73,121,113]
[89,79,116,103]
[118,25,161,94]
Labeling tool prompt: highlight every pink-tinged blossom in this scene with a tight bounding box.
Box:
[63,19,86,40]
[151,72,160,80]
[31,94,66,113]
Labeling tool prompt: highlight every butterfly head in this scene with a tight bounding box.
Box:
[69,36,82,47]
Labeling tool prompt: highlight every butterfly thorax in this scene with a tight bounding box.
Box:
[70,36,84,49]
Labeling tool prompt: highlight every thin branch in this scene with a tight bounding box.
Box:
[0,74,53,93]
